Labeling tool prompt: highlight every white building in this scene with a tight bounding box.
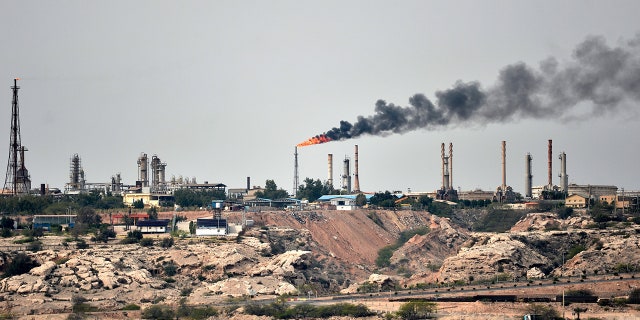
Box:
[195,218,228,236]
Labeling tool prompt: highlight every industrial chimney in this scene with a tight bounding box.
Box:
[342,156,351,193]
[547,140,553,188]
[293,147,299,197]
[353,145,360,192]
[501,141,507,192]
[246,176,250,192]
[327,154,333,188]
[525,153,533,198]
[558,152,568,193]
[441,143,450,190]
[448,143,453,190]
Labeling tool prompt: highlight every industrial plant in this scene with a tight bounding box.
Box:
[1,78,638,213]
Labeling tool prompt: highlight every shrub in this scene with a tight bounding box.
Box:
[628,288,640,304]
[71,294,97,313]
[76,239,89,249]
[160,237,174,248]
[176,304,219,320]
[141,305,175,320]
[244,302,373,319]
[525,303,560,320]
[139,238,154,247]
[3,252,39,277]
[27,240,42,252]
[164,263,178,276]
[122,304,141,310]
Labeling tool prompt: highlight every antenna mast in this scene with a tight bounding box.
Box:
[4,78,31,196]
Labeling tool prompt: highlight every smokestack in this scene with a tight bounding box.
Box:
[501,141,506,191]
[353,145,360,192]
[525,153,532,198]
[327,154,333,188]
[246,176,250,191]
[449,143,453,191]
[293,147,299,197]
[342,156,351,193]
[441,143,446,189]
[559,152,568,192]
[547,140,552,188]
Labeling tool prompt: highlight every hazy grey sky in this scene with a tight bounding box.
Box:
[2,0,640,195]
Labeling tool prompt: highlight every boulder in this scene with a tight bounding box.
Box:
[527,267,545,279]
[30,261,57,277]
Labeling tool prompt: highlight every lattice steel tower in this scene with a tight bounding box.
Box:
[3,79,31,195]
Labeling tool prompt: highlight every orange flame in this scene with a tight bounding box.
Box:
[297,134,332,147]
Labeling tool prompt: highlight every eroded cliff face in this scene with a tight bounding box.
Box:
[1,209,638,317]
[0,236,314,316]
[406,212,640,286]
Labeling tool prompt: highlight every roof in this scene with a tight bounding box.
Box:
[112,213,149,219]
[137,219,170,227]
[316,194,373,202]
[197,218,227,228]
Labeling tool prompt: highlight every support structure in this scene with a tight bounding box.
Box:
[3,79,31,195]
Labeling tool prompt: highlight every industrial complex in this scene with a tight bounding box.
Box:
[2,79,639,213]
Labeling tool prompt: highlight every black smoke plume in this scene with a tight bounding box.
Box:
[320,35,640,142]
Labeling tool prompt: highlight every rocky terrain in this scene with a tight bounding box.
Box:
[0,208,639,319]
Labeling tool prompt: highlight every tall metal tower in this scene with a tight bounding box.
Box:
[293,146,299,197]
[3,79,31,195]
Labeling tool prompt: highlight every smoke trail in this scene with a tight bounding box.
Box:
[298,34,640,146]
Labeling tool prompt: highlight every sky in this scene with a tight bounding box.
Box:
[1,0,640,196]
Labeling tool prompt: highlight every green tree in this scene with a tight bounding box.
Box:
[132,199,145,209]
[147,206,158,220]
[355,193,367,206]
[418,195,433,208]
[369,191,397,208]
[397,301,437,320]
[296,178,337,202]
[255,180,289,200]
[1,216,15,229]
[173,189,226,208]
[76,207,101,227]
